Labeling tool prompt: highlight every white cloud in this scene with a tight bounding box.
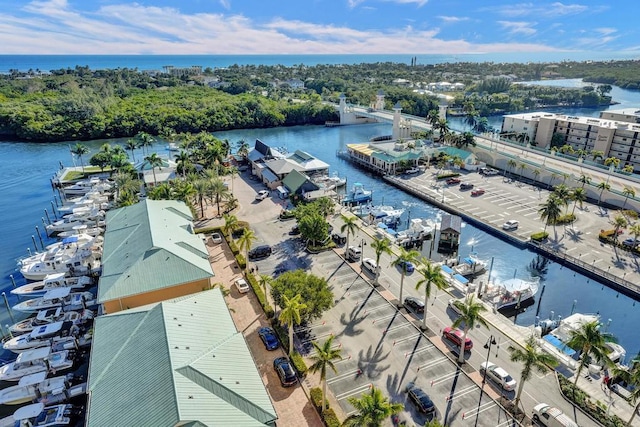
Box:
[438,16,469,24]
[0,0,564,54]
[498,21,537,36]
[381,0,428,6]
[596,27,617,36]
[486,2,591,19]
[219,0,230,9]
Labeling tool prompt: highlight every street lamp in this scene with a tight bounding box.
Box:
[474,335,497,427]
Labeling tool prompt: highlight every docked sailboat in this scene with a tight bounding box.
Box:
[0,347,75,381]
[0,402,79,427]
[11,273,92,297]
[12,288,96,313]
[482,278,539,311]
[9,308,94,335]
[452,253,487,278]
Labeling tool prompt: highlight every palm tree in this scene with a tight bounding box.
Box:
[610,214,628,241]
[193,178,209,218]
[136,132,155,155]
[340,214,359,256]
[308,335,342,411]
[70,143,89,174]
[144,153,163,186]
[434,118,450,142]
[236,228,257,269]
[509,335,558,412]
[517,162,527,183]
[566,320,618,388]
[538,195,562,234]
[532,168,541,183]
[222,213,238,236]
[415,260,447,330]
[344,386,403,427]
[236,139,250,159]
[426,109,440,127]
[451,295,488,364]
[175,151,191,178]
[552,184,571,213]
[258,274,271,303]
[391,248,420,307]
[124,139,138,162]
[629,224,640,246]
[113,171,139,201]
[571,187,587,216]
[597,181,611,206]
[591,150,605,162]
[208,178,230,217]
[622,186,636,210]
[279,294,307,356]
[578,174,591,189]
[370,237,392,286]
[612,354,640,426]
[506,159,517,179]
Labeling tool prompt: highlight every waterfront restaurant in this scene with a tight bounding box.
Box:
[345,140,427,175]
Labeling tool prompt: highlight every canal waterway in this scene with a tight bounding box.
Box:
[2,80,640,362]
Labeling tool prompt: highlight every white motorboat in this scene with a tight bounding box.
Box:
[12,288,96,313]
[453,253,487,277]
[3,321,87,353]
[11,273,92,297]
[0,372,70,405]
[19,236,102,281]
[0,347,75,382]
[62,177,112,197]
[57,224,104,239]
[46,213,105,235]
[58,191,110,215]
[9,308,94,335]
[483,278,539,311]
[342,182,372,205]
[326,172,346,187]
[0,402,78,427]
[395,218,434,246]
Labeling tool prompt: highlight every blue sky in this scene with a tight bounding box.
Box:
[0,0,637,54]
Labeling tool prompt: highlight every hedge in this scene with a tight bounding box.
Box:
[310,388,341,427]
[193,225,222,235]
[271,321,308,376]
[245,273,274,318]
[321,408,340,427]
[555,213,576,224]
[530,231,549,242]
[228,239,240,255]
[558,375,626,427]
[436,172,461,180]
[236,253,247,269]
[310,387,325,410]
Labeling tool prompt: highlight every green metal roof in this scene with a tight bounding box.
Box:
[282,169,309,193]
[372,151,422,163]
[98,199,214,304]
[438,146,474,160]
[87,289,277,427]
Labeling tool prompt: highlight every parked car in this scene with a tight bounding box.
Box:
[332,233,347,245]
[405,167,420,174]
[532,403,579,427]
[210,232,223,244]
[273,357,298,387]
[396,260,415,273]
[248,245,272,260]
[407,383,435,413]
[480,167,499,176]
[362,258,378,274]
[289,225,300,235]
[502,220,519,231]
[622,238,640,247]
[459,182,474,190]
[471,188,485,196]
[404,296,424,314]
[447,298,463,315]
[258,327,280,351]
[234,278,250,294]
[446,178,461,185]
[255,190,270,201]
[480,361,517,391]
[442,326,473,351]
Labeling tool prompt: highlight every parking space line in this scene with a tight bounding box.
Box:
[416,356,449,372]
[327,369,362,385]
[462,401,498,421]
[335,384,372,401]
[430,370,460,386]
[445,384,477,401]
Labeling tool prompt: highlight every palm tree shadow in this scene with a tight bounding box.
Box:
[356,344,391,380]
[442,366,464,425]
[564,227,583,242]
[336,303,369,338]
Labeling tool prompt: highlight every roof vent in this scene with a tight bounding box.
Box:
[188,395,193,399]
[173,317,177,320]
[174,346,179,349]
[178,324,182,327]
[186,346,190,350]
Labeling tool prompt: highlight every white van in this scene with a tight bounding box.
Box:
[347,246,362,262]
[532,403,579,427]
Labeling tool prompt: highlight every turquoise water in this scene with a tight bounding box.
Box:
[1,52,639,73]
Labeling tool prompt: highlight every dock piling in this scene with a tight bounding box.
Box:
[35,226,44,249]
[44,208,51,224]
[31,235,39,253]
[9,275,16,288]
[2,293,15,323]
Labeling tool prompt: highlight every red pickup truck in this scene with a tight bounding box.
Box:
[446,178,461,185]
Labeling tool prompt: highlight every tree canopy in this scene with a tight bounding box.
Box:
[271,269,333,322]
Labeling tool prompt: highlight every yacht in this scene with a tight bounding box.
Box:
[9,308,94,335]
[453,253,487,277]
[482,278,538,311]
[0,402,79,427]
[0,372,72,405]
[12,288,96,313]
[3,321,90,353]
[342,183,372,205]
[62,177,111,197]
[46,211,106,235]
[395,218,434,247]
[11,272,92,297]
[0,347,75,381]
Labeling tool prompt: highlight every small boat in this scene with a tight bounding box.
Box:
[326,172,346,188]
[395,218,434,247]
[62,177,111,197]
[46,212,105,235]
[0,402,79,427]
[0,372,71,405]
[11,273,92,297]
[12,288,96,313]
[9,308,94,335]
[342,183,372,205]
[453,253,487,277]
[483,278,538,311]
[0,347,75,382]
[57,225,104,239]
[3,321,89,353]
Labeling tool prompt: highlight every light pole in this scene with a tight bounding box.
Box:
[474,335,497,427]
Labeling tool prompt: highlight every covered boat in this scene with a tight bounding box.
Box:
[0,372,70,405]
[11,273,92,297]
[9,308,94,335]
[12,288,96,313]
[0,347,75,382]
[0,402,78,427]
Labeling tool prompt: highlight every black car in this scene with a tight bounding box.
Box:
[273,357,298,387]
[407,384,435,413]
[258,327,280,351]
[289,225,300,235]
[404,296,425,314]
[459,182,474,190]
[332,233,347,245]
[248,245,272,260]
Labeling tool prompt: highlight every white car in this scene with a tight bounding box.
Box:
[480,361,517,391]
[405,167,420,174]
[502,220,519,231]
[447,298,463,315]
[210,232,223,244]
[362,258,378,274]
[255,190,270,201]
[234,278,250,294]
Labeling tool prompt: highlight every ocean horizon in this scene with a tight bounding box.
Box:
[1,51,639,73]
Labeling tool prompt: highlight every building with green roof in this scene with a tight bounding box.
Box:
[86,289,277,426]
[98,199,214,313]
